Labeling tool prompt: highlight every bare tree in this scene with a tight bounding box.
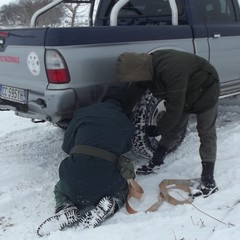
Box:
[0,0,65,27]
[63,3,90,27]
[0,0,91,27]
[0,3,20,26]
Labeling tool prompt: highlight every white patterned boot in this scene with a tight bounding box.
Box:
[78,196,116,229]
[37,205,80,237]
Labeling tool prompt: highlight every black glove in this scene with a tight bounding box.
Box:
[152,145,168,165]
[136,161,156,175]
[136,145,168,175]
[146,125,160,137]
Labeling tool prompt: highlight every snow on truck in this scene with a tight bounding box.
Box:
[0,0,240,157]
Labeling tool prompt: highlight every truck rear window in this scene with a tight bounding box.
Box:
[95,0,187,26]
[118,0,183,18]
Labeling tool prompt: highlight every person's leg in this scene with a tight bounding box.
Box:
[197,105,217,164]
[110,186,128,212]
[38,178,128,236]
[136,113,189,175]
[78,187,128,229]
[54,180,75,213]
[194,104,218,197]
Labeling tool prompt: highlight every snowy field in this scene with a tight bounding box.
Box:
[0,96,240,240]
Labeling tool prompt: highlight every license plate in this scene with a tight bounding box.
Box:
[0,85,27,103]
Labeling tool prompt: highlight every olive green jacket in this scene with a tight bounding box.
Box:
[123,50,220,135]
[151,50,220,134]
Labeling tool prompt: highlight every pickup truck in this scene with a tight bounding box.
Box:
[1,0,240,158]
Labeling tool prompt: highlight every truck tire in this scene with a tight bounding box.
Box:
[131,89,188,158]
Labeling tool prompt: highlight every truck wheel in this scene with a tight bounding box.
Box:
[131,89,188,158]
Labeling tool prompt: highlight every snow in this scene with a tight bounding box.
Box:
[0,96,240,240]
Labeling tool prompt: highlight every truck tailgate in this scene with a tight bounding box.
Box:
[0,28,48,102]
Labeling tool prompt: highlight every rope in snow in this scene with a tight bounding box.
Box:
[176,192,235,227]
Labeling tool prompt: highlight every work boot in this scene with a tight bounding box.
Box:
[193,162,218,198]
[37,205,80,237]
[193,177,218,198]
[78,196,117,229]
[136,145,168,175]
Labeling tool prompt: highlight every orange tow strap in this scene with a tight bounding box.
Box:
[126,179,194,214]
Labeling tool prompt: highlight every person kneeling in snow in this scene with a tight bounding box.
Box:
[37,87,135,236]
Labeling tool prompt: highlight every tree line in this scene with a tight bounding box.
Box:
[0,0,90,27]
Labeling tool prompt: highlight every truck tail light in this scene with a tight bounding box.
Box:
[0,31,9,37]
[45,50,70,84]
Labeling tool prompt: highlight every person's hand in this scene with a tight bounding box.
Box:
[146,125,160,137]
[136,161,156,175]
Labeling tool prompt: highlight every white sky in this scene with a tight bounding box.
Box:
[0,0,18,7]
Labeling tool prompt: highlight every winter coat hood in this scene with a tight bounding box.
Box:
[116,52,153,82]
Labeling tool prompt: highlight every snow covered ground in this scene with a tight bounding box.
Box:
[0,96,240,240]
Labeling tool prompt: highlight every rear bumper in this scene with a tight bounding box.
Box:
[0,88,77,123]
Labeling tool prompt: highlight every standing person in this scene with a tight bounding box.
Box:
[117,49,220,197]
[37,88,135,237]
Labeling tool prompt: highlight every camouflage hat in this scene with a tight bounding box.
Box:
[116,52,153,82]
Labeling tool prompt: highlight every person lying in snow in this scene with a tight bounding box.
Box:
[37,87,135,236]
[117,49,220,198]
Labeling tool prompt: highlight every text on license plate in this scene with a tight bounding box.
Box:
[0,85,27,103]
